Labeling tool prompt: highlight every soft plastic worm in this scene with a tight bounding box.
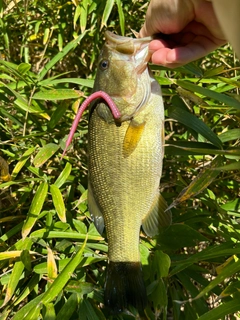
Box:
[62,91,121,157]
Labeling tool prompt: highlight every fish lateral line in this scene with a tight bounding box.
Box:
[62,90,121,158]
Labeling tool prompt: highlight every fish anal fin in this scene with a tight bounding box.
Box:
[123,120,145,158]
[142,193,172,237]
[88,182,105,235]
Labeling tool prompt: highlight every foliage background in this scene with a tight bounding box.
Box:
[0,0,240,319]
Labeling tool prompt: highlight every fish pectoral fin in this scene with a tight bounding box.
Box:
[142,193,172,237]
[88,182,105,235]
[122,120,145,158]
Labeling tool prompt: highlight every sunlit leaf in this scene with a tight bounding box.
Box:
[167,156,223,210]
[33,89,83,101]
[101,0,114,29]
[50,184,66,223]
[22,182,48,239]
[33,143,59,167]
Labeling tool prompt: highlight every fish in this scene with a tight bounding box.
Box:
[87,31,172,313]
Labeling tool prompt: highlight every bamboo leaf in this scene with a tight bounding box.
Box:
[17,63,31,75]
[33,89,83,101]
[12,294,44,320]
[14,98,50,119]
[101,0,115,29]
[177,80,240,110]
[214,161,240,171]
[50,184,66,223]
[38,32,87,81]
[115,0,125,35]
[30,230,103,241]
[2,238,32,306]
[167,156,223,210]
[36,237,87,307]
[38,77,94,88]
[47,247,58,279]
[54,162,72,188]
[219,128,240,143]
[79,0,88,33]
[22,182,48,239]
[197,298,240,320]
[169,99,223,149]
[55,293,80,320]
[11,147,36,180]
[20,249,32,271]
[193,257,240,301]
[33,143,59,167]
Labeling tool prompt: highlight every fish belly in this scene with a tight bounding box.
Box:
[88,99,163,263]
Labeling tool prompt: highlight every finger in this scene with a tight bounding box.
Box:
[149,36,225,67]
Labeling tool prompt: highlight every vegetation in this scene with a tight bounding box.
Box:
[0,0,240,319]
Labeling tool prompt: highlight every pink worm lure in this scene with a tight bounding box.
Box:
[62,91,121,157]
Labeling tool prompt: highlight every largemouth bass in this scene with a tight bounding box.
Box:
[87,31,171,313]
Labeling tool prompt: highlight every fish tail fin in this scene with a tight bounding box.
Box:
[104,261,147,314]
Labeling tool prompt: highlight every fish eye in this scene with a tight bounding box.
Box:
[100,59,109,70]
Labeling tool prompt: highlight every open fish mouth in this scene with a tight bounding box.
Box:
[105,31,152,74]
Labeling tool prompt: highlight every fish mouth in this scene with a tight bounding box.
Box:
[105,31,152,74]
[105,31,153,123]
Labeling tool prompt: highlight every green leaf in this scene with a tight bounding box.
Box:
[79,0,88,33]
[22,182,48,239]
[177,80,240,110]
[39,77,94,88]
[168,156,223,210]
[115,0,125,35]
[13,274,41,307]
[154,250,171,278]
[35,238,87,306]
[54,162,72,188]
[214,161,240,171]
[33,89,83,101]
[219,128,240,143]
[20,249,32,271]
[50,184,66,223]
[48,102,68,129]
[14,97,50,119]
[17,63,31,75]
[12,294,44,320]
[55,293,80,320]
[2,238,32,306]
[11,147,36,180]
[38,32,87,81]
[101,0,115,29]
[30,229,103,241]
[197,297,240,320]
[157,224,208,251]
[43,302,56,320]
[33,143,60,167]
[169,97,223,149]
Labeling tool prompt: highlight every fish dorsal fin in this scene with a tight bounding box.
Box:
[122,120,145,158]
[142,193,172,237]
[88,182,105,235]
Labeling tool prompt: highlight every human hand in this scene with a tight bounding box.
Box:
[139,0,227,68]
